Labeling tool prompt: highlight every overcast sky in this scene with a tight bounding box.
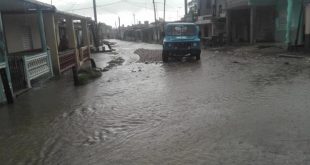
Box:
[38,0,185,27]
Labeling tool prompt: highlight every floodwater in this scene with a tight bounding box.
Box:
[1,40,310,164]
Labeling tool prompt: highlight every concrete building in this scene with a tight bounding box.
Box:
[226,0,277,44]
[226,0,305,47]
[196,0,227,47]
[195,0,306,48]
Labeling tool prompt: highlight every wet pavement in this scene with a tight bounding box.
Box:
[1,40,310,164]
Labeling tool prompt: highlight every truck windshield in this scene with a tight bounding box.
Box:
[166,25,197,36]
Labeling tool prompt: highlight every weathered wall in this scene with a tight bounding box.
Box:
[3,14,42,54]
[230,9,250,42]
[0,76,5,103]
[275,0,303,44]
[199,0,227,16]
[305,3,310,48]
[249,0,276,6]
[255,6,276,42]
[227,0,249,9]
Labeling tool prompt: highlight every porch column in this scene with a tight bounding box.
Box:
[37,10,47,51]
[305,4,310,50]
[82,20,90,54]
[65,17,79,65]
[250,6,256,44]
[66,17,80,85]
[0,13,13,103]
[44,13,60,76]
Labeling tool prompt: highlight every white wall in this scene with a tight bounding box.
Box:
[3,14,42,54]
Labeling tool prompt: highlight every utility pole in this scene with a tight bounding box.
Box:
[118,16,121,39]
[152,0,158,41]
[50,0,52,5]
[93,0,98,24]
[163,0,166,23]
[133,13,136,25]
[185,0,188,15]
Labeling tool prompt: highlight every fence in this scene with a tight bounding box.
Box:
[59,49,76,73]
[79,46,90,61]
[23,51,53,88]
[8,51,53,92]
[8,55,27,92]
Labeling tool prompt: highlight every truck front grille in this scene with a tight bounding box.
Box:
[172,43,191,49]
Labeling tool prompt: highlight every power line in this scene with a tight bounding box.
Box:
[68,0,123,12]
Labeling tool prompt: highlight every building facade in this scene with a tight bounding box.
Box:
[196,0,308,49]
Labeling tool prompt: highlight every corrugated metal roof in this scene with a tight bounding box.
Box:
[56,10,92,20]
[0,0,55,12]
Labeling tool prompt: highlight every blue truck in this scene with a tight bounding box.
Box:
[162,23,201,62]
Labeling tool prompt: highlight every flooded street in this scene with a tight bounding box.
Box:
[2,40,310,164]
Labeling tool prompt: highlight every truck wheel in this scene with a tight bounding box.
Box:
[162,51,168,62]
[196,54,200,61]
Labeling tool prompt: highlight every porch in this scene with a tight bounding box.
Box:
[44,11,92,78]
[2,12,53,94]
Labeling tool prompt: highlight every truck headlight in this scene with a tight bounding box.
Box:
[192,42,198,47]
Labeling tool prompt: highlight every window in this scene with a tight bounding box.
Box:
[21,26,33,51]
[166,25,197,36]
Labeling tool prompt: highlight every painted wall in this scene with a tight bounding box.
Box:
[275,0,303,44]
[0,76,5,103]
[306,4,310,35]
[199,0,227,16]
[255,6,276,42]
[3,14,42,53]
[249,0,276,6]
[305,3,310,48]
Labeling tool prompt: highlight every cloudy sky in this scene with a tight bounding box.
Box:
[38,0,185,27]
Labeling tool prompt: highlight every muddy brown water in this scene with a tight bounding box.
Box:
[1,40,310,164]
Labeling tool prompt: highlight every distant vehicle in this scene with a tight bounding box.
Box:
[162,22,201,62]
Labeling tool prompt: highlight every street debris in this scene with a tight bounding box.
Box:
[279,54,305,59]
[134,48,162,63]
[102,57,125,72]
[78,68,102,85]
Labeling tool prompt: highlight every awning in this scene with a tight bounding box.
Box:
[56,11,92,21]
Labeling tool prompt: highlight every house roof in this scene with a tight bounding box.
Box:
[0,0,92,22]
[0,0,56,12]
[56,10,92,21]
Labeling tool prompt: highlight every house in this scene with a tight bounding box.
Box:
[0,0,54,97]
[0,0,94,104]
